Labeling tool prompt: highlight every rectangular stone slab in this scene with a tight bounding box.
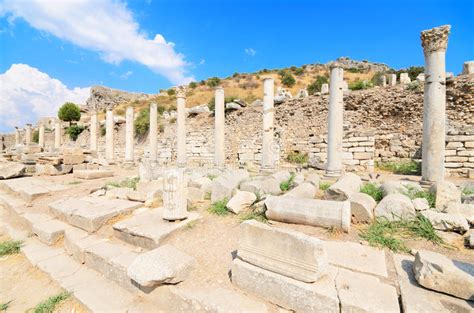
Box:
[113,208,202,249]
[231,258,339,313]
[49,196,142,232]
[74,169,114,180]
[237,220,328,283]
[0,177,68,201]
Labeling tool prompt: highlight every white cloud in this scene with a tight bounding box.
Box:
[120,70,133,79]
[245,48,256,56]
[0,64,90,132]
[0,0,193,84]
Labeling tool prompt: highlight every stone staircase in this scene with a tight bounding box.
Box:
[0,177,268,312]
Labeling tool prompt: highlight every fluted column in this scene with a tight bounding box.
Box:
[90,112,98,152]
[15,127,20,145]
[326,64,344,177]
[25,124,32,145]
[421,25,451,183]
[176,88,187,168]
[149,103,158,162]
[214,87,225,169]
[105,109,114,160]
[261,78,275,171]
[125,106,135,162]
[54,120,61,149]
[38,124,45,148]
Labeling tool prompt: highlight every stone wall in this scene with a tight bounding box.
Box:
[445,129,474,177]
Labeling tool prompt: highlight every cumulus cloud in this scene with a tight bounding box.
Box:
[245,48,256,56]
[0,0,194,84]
[0,64,90,132]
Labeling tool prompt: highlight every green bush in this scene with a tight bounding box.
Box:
[403,185,436,208]
[58,102,81,122]
[347,67,363,73]
[280,71,296,87]
[360,183,384,202]
[66,125,85,141]
[167,88,175,96]
[207,77,221,87]
[406,81,421,91]
[348,80,372,90]
[371,72,385,86]
[280,173,296,191]
[293,67,304,75]
[189,82,197,89]
[0,240,22,256]
[462,185,474,196]
[208,95,237,112]
[134,108,161,137]
[208,198,229,216]
[405,66,424,81]
[286,151,308,164]
[307,75,329,95]
[32,130,39,143]
[376,160,421,175]
[100,125,106,136]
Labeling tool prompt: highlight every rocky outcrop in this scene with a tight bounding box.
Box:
[84,86,153,112]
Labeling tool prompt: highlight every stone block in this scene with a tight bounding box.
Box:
[420,210,469,233]
[63,154,86,165]
[348,192,376,223]
[283,182,316,199]
[226,190,256,214]
[429,181,461,212]
[240,177,282,196]
[265,196,351,232]
[32,219,68,245]
[412,198,430,211]
[325,173,362,201]
[231,259,339,313]
[211,169,249,203]
[127,245,194,291]
[375,194,415,221]
[238,220,328,282]
[353,152,373,160]
[74,169,114,180]
[465,141,474,148]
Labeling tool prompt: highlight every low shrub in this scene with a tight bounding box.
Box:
[32,130,39,143]
[286,151,308,164]
[360,183,384,202]
[189,82,197,89]
[280,173,296,191]
[403,185,436,208]
[307,75,329,95]
[376,160,421,175]
[319,182,331,191]
[33,292,70,313]
[65,125,85,141]
[0,240,22,256]
[208,198,229,216]
[348,80,372,90]
[167,88,175,96]
[105,177,140,190]
[207,77,221,88]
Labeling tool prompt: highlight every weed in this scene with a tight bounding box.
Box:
[360,183,384,202]
[462,185,474,196]
[403,185,436,208]
[0,301,12,311]
[33,292,70,313]
[376,160,421,175]
[326,226,343,238]
[0,240,22,256]
[280,173,296,191]
[239,209,268,223]
[68,181,82,185]
[105,177,140,190]
[207,174,217,181]
[286,151,308,164]
[208,199,229,216]
[319,182,331,191]
[185,221,197,229]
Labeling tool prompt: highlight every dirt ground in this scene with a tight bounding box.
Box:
[0,235,86,313]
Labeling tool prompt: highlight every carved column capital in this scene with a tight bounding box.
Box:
[421,25,451,53]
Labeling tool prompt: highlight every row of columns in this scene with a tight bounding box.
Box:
[14,122,60,149]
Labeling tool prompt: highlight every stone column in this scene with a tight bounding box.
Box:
[261,78,275,171]
[149,103,158,162]
[54,120,61,149]
[421,25,451,183]
[163,168,188,221]
[214,87,225,169]
[388,74,396,86]
[15,127,20,145]
[125,106,135,162]
[176,88,187,167]
[105,109,114,160]
[90,112,98,152]
[400,73,411,85]
[381,75,387,87]
[38,124,45,148]
[326,65,344,177]
[321,83,329,94]
[25,124,32,145]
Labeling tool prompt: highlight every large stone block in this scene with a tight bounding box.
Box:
[238,220,328,283]
[325,173,362,201]
[74,169,114,180]
[283,182,316,199]
[430,181,461,212]
[374,194,415,221]
[265,196,350,232]
[0,162,26,179]
[240,177,281,196]
[420,210,469,233]
[348,192,376,223]
[211,169,249,203]
[413,250,474,301]
[226,190,256,214]
[231,259,339,313]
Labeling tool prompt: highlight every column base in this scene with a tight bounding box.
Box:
[260,167,275,175]
[324,170,342,180]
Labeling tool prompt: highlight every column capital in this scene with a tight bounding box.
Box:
[421,25,451,53]
[176,87,186,99]
[329,61,343,70]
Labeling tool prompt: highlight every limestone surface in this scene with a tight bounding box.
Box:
[420,210,469,233]
[374,194,415,221]
[240,177,281,196]
[226,190,256,214]
[283,182,316,199]
[413,250,474,301]
[430,181,461,212]
[325,173,362,201]
[0,162,26,179]
[237,220,328,283]
[74,169,114,180]
[211,169,249,203]
[348,192,376,223]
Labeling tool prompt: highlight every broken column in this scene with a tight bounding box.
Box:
[25,124,32,145]
[163,168,188,221]
[148,103,158,162]
[321,83,329,94]
[326,64,344,177]
[14,127,20,145]
[54,120,61,149]
[261,78,275,172]
[105,108,114,160]
[176,88,187,167]
[125,106,134,162]
[400,73,411,84]
[388,74,396,86]
[38,123,45,148]
[90,111,98,152]
[381,75,387,87]
[214,87,225,169]
[421,25,451,183]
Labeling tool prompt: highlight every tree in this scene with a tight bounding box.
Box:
[58,102,81,122]
[307,75,329,95]
[280,71,296,87]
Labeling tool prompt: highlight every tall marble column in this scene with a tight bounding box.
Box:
[125,106,135,162]
[214,87,225,169]
[421,25,451,183]
[326,64,344,177]
[90,112,98,152]
[25,124,32,145]
[54,120,61,149]
[261,78,275,171]
[381,75,387,87]
[15,127,20,145]
[176,88,187,168]
[38,123,45,148]
[105,109,114,160]
[149,103,158,162]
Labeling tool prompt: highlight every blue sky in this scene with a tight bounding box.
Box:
[0,0,473,132]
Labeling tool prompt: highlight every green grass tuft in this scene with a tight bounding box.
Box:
[1,301,13,311]
[0,240,22,256]
[280,173,296,191]
[208,198,229,216]
[376,160,421,175]
[286,151,308,164]
[67,181,82,185]
[359,214,444,252]
[33,292,70,313]
[462,185,474,196]
[105,177,140,190]
[239,210,268,223]
[360,182,384,202]
[319,182,331,191]
[403,185,436,208]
